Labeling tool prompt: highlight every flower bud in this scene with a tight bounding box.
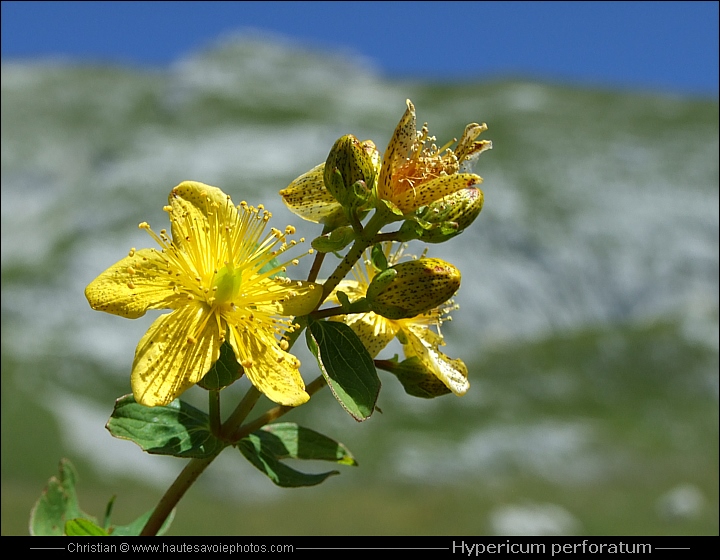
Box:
[366,258,461,320]
[324,135,377,208]
[403,187,484,243]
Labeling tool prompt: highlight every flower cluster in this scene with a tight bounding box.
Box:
[283,99,491,397]
[86,99,490,408]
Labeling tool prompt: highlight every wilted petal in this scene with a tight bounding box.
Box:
[404,325,469,396]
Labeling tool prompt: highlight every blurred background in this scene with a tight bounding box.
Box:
[1,1,718,535]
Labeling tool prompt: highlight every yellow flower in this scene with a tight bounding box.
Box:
[376,99,491,216]
[85,181,321,407]
[331,243,469,396]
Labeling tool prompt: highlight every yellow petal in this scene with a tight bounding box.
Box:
[279,163,346,226]
[228,326,309,406]
[336,311,399,358]
[169,181,238,252]
[132,304,223,406]
[404,325,469,396]
[393,173,483,214]
[378,99,416,201]
[275,280,323,316]
[331,279,368,302]
[85,248,183,319]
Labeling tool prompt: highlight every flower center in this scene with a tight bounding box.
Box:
[211,263,243,307]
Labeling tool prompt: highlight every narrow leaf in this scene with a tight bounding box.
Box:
[306,317,380,421]
[106,395,225,459]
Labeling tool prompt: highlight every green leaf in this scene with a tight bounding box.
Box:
[65,518,108,536]
[106,395,225,459]
[111,508,175,536]
[30,459,98,536]
[197,340,244,390]
[258,423,357,465]
[237,433,339,488]
[306,317,380,421]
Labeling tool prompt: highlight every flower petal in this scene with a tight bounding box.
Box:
[279,163,346,226]
[404,325,469,395]
[228,326,309,406]
[132,304,223,406]
[85,248,184,318]
[378,99,416,201]
[393,173,483,214]
[275,280,323,317]
[169,181,238,252]
[335,311,399,358]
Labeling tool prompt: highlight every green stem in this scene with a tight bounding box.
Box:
[221,385,262,439]
[209,390,221,436]
[233,375,328,441]
[307,224,332,283]
[320,210,387,302]
[307,251,326,283]
[140,455,217,536]
[310,305,344,319]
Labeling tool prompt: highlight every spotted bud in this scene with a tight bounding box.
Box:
[324,135,378,208]
[401,187,484,243]
[366,258,461,320]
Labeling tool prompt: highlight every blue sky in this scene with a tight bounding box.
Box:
[1,1,718,97]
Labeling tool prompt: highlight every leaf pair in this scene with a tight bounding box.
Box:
[106,396,356,488]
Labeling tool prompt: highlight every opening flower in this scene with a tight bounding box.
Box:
[330,243,469,396]
[376,99,491,217]
[85,181,321,407]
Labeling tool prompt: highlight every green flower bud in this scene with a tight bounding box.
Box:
[324,134,378,208]
[366,258,461,320]
[405,187,484,243]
